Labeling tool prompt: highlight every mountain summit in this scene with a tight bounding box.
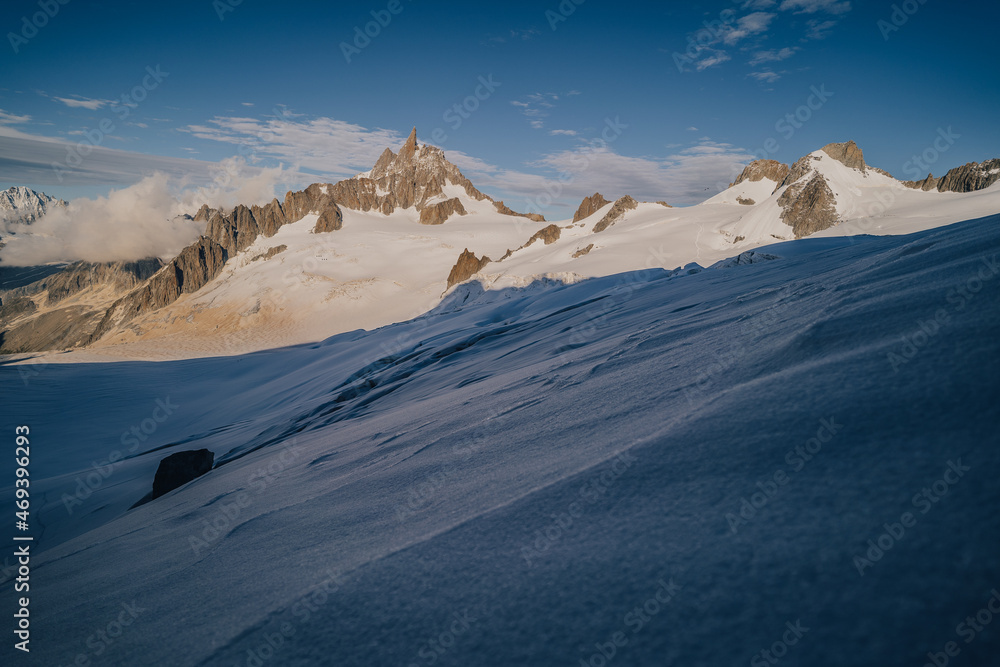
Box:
[0,186,67,225]
[334,127,545,224]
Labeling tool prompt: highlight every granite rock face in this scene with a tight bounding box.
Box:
[821,140,867,173]
[730,160,790,188]
[778,173,840,238]
[419,197,467,225]
[446,249,492,288]
[593,196,638,233]
[90,236,228,342]
[572,193,611,222]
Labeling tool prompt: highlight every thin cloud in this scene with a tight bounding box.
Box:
[806,19,840,39]
[510,93,561,130]
[749,71,782,83]
[723,12,776,45]
[779,0,851,14]
[54,96,113,110]
[0,109,31,125]
[696,51,732,70]
[549,129,578,136]
[749,47,798,65]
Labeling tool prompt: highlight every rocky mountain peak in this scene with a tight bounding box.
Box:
[573,193,611,222]
[821,140,867,173]
[0,186,68,225]
[730,160,790,188]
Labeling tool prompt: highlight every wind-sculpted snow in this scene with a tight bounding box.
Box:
[3,215,1000,666]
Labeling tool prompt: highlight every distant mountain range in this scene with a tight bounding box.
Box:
[1,133,999,357]
[0,185,67,226]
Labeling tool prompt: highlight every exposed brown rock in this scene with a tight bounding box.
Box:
[572,244,594,258]
[251,245,287,262]
[193,204,216,223]
[778,173,841,238]
[493,200,545,222]
[530,224,561,245]
[0,295,36,320]
[821,140,867,173]
[593,195,639,233]
[90,236,228,342]
[419,197,467,225]
[935,159,1000,193]
[730,160,790,188]
[314,205,344,233]
[446,249,491,288]
[573,193,610,222]
[656,201,673,208]
[870,166,894,179]
[251,198,287,237]
[736,196,756,206]
[902,174,941,191]
[775,155,820,191]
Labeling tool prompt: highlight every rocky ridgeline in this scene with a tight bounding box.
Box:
[593,195,639,233]
[730,160,791,188]
[903,158,1000,193]
[0,259,165,353]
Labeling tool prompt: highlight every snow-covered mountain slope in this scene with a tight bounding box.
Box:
[0,186,67,226]
[4,138,999,361]
[5,213,999,666]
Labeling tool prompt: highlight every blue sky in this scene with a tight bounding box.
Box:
[1,0,998,216]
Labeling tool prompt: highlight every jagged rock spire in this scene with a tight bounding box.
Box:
[398,127,419,163]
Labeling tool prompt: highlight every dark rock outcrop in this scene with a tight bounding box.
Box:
[572,244,594,258]
[151,449,214,499]
[593,195,639,233]
[821,140,867,173]
[419,197,467,225]
[573,193,610,222]
[736,197,756,206]
[778,173,840,238]
[730,160,790,188]
[446,249,491,288]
